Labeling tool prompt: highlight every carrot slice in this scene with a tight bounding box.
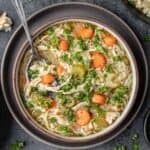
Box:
[103,34,117,47]
[76,108,91,126]
[73,24,84,37]
[56,64,64,76]
[80,27,94,39]
[92,93,106,105]
[74,24,94,39]
[59,39,68,51]
[50,100,57,108]
[91,52,106,69]
[41,73,55,84]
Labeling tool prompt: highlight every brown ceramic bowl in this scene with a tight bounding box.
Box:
[1,2,148,149]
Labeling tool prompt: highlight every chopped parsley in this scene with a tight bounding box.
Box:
[96,86,109,94]
[144,36,150,42]
[11,141,25,150]
[58,125,73,136]
[113,145,127,150]
[105,64,114,73]
[31,87,49,97]
[110,85,128,104]
[48,27,54,35]
[113,56,122,62]
[132,143,139,150]
[93,34,107,54]
[26,101,34,108]
[77,92,91,103]
[72,52,84,64]
[49,117,57,124]
[65,108,75,122]
[28,69,39,79]
[77,37,87,51]
[90,105,106,117]
[50,36,59,47]
[39,99,52,107]
[60,54,71,64]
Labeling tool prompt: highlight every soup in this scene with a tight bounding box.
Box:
[19,21,133,137]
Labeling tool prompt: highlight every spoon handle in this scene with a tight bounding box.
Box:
[11,0,38,56]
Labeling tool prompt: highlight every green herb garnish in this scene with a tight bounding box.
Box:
[49,117,57,124]
[38,90,49,97]
[77,92,91,103]
[132,133,139,141]
[50,36,59,47]
[85,69,97,80]
[31,87,49,97]
[65,108,75,122]
[31,86,38,92]
[40,99,51,107]
[48,27,54,35]
[93,34,107,54]
[84,81,91,93]
[72,52,84,64]
[90,105,105,116]
[113,145,126,150]
[96,86,109,94]
[11,141,25,150]
[132,143,139,150]
[64,28,71,35]
[77,37,87,51]
[60,54,71,64]
[56,93,68,105]
[110,85,128,104]
[113,56,122,62]
[26,101,34,108]
[28,69,39,79]
[61,84,73,92]
[58,125,72,136]
[105,64,114,73]
[144,37,150,41]
[128,0,135,7]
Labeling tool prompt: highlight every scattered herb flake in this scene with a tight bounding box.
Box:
[11,141,25,150]
[49,117,57,124]
[144,37,150,42]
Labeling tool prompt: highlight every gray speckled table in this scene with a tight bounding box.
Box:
[0,0,150,150]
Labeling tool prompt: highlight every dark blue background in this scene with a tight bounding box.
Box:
[0,0,150,149]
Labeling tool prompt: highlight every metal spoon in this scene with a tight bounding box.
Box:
[11,0,47,76]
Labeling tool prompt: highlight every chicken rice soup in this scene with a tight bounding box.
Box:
[19,21,133,137]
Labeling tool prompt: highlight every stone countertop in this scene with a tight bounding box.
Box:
[0,0,150,150]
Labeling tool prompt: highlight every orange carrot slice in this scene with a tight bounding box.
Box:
[103,34,117,47]
[59,39,68,51]
[91,52,106,69]
[41,73,55,84]
[50,100,57,108]
[92,93,106,105]
[76,108,91,126]
[74,24,94,39]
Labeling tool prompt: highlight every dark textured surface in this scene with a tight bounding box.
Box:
[0,0,150,150]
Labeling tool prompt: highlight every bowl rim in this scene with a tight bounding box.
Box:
[1,2,149,149]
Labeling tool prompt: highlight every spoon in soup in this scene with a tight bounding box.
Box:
[11,0,51,79]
